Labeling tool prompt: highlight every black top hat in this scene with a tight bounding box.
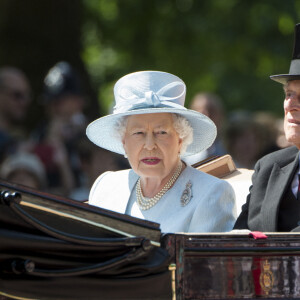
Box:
[43,61,83,102]
[270,23,300,84]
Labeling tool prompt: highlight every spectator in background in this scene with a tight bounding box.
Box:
[223,111,263,169]
[0,67,32,163]
[70,136,129,201]
[254,111,281,157]
[0,151,47,190]
[224,111,282,170]
[30,61,88,196]
[184,92,227,165]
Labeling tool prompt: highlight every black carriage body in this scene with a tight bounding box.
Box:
[0,180,300,299]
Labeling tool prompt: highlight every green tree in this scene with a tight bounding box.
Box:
[0,0,299,131]
[82,0,299,116]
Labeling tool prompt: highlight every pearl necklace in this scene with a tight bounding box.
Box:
[136,161,183,210]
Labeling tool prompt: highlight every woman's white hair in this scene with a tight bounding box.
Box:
[172,114,193,155]
[114,113,193,156]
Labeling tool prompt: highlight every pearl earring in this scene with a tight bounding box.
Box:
[124,153,128,158]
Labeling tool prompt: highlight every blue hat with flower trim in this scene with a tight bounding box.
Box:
[86,71,216,157]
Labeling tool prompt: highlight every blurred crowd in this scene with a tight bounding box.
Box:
[184,92,291,169]
[0,63,129,201]
[0,64,291,200]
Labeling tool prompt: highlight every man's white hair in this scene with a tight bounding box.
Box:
[114,113,193,156]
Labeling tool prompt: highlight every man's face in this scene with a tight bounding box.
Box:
[0,72,31,124]
[284,80,300,148]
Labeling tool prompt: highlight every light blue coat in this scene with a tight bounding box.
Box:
[89,165,237,233]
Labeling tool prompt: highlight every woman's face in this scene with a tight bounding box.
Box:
[122,113,182,181]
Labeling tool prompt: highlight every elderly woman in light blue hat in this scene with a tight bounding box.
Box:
[87,71,236,233]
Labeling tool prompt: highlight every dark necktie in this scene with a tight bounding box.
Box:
[297,174,300,201]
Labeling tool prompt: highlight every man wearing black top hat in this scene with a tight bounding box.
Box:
[234,23,300,232]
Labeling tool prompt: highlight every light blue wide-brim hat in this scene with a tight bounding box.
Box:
[86,71,217,157]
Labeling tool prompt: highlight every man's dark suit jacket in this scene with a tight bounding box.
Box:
[234,146,300,231]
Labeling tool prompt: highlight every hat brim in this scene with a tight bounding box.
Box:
[86,108,217,158]
[270,74,300,84]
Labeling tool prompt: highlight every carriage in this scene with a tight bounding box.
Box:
[1,176,300,300]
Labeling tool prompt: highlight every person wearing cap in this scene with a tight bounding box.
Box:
[0,152,47,190]
[31,61,87,197]
[87,71,236,233]
[234,23,300,232]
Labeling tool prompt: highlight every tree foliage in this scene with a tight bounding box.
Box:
[0,0,300,129]
[82,0,300,116]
